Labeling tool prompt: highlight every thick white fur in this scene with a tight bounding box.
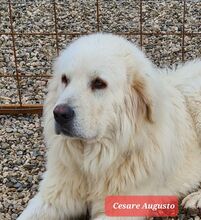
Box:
[18,33,201,220]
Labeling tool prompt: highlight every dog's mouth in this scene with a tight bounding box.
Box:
[55,122,98,142]
[55,122,78,138]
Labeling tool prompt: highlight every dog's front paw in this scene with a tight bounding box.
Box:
[93,216,145,220]
[17,195,60,220]
[182,190,201,209]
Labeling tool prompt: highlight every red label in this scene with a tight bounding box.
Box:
[105,196,178,217]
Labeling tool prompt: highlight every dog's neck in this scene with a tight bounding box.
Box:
[66,128,156,179]
[78,135,160,198]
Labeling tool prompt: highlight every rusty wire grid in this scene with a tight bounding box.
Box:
[0,0,200,115]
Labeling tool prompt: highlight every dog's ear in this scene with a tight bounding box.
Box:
[132,74,153,123]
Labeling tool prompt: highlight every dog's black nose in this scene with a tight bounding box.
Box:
[53,104,75,124]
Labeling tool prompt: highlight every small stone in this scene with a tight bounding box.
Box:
[23,164,34,170]
[14,182,22,189]
[5,128,13,133]
[11,213,18,219]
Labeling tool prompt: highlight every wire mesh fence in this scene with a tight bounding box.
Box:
[0,0,200,114]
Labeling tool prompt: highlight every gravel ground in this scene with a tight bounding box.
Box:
[0,115,46,220]
[0,0,201,219]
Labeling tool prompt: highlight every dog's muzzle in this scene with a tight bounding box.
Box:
[53,104,75,136]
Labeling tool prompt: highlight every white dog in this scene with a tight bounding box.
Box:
[18,33,201,220]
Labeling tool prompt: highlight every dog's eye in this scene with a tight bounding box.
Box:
[91,77,107,90]
[61,74,69,87]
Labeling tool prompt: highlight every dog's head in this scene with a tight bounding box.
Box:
[44,33,158,143]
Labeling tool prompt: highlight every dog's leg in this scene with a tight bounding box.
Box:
[17,170,87,220]
[91,201,145,220]
[17,194,86,220]
[182,190,201,209]
[93,215,145,220]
